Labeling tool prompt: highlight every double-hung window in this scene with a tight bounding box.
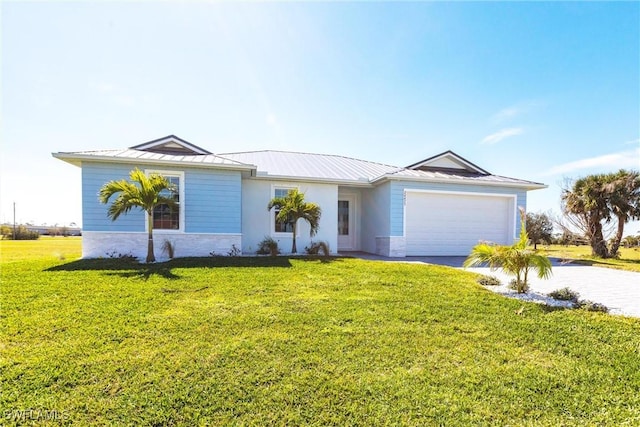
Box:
[148,171,183,231]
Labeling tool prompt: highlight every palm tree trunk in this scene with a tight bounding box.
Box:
[589,215,609,258]
[147,211,155,263]
[291,220,297,254]
[608,215,625,258]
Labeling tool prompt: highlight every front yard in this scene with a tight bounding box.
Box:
[540,244,640,272]
[2,238,639,425]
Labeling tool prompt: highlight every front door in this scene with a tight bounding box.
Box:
[337,196,356,251]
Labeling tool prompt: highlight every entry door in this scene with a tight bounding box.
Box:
[337,196,356,251]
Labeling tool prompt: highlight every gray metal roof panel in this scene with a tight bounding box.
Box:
[219,150,401,182]
[53,149,254,168]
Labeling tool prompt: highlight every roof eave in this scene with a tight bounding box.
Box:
[52,152,257,172]
[252,173,373,187]
[371,174,547,190]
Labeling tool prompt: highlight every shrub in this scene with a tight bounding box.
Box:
[548,287,580,302]
[305,241,330,256]
[105,251,137,261]
[256,236,280,256]
[227,244,241,257]
[575,300,609,313]
[1,225,40,240]
[161,240,176,259]
[508,279,529,293]
[477,275,502,286]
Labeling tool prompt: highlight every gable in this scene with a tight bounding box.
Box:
[407,150,489,175]
[130,135,212,155]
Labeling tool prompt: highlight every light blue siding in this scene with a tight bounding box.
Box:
[389,181,526,237]
[81,162,242,234]
[360,183,391,252]
[82,163,145,232]
[185,169,242,233]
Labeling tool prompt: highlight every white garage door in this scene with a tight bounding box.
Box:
[405,191,514,256]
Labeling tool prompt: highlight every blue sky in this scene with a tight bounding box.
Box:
[2,2,639,234]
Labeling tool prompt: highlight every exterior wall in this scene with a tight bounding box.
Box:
[360,182,392,255]
[82,231,241,259]
[241,179,338,254]
[389,180,527,241]
[183,168,242,233]
[337,187,364,251]
[80,161,243,258]
[83,163,145,232]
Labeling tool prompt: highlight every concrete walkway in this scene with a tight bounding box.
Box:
[344,253,640,318]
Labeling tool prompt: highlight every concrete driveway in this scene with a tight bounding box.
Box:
[346,253,640,318]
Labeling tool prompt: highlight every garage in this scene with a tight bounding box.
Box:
[405,190,516,256]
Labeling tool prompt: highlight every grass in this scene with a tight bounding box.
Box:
[540,244,640,273]
[2,239,640,425]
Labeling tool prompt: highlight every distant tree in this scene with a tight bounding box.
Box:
[99,168,177,263]
[525,212,553,249]
[267,189,322,254]
[621,235,640,248]
[562,170,640,258]
[464,209,552,293]
[606,170,640,256]
[1,225,39,240]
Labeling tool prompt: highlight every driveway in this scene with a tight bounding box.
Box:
[346,253,640,318]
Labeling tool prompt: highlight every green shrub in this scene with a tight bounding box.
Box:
[508,279,529,293]
[575,300,609,313]
[548,287,580,302]
[476,275,502,286]
[305,241,330,256]
[256,236,280,256]
[1,225,40,240]
[227,244,241,257]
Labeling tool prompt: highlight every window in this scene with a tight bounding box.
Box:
[148,172,182,231]
[273,187,295,233]
[338,200,349,235]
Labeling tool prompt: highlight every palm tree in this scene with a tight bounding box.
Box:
[562,170,640,258]
[99,168,177,263]
[562,174,611,258]
[268,189,322,254]
[605,170,640,257]
[464,209,552,293]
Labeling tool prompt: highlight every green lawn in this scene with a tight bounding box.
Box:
[540,244,640,273]
[2,239,640,425]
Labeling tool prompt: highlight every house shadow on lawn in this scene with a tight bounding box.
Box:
[45,255,341,279]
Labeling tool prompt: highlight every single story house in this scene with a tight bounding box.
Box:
[53,135,545,259]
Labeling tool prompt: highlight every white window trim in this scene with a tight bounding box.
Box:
[145,169,185,233]
[270,184,299,237]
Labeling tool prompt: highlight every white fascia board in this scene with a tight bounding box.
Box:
[371,174,547,190]
[52,152,257,172]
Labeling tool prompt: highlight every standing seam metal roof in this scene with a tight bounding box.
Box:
[53,147,545,188]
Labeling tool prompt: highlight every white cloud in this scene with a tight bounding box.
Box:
[542,148,640,176]
[491,100,543,124]
[493,106,521,123]
[624,138,640,145]
[481,127,524,145]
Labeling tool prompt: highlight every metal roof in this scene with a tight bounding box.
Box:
[220,150,546,189]
[52,149,255,170]
[53,143,546,189]
[219,150,402,183]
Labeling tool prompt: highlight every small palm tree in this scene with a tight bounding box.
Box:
[464,209,552,293]
[99,168,177,263]
[268,189,322,254]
